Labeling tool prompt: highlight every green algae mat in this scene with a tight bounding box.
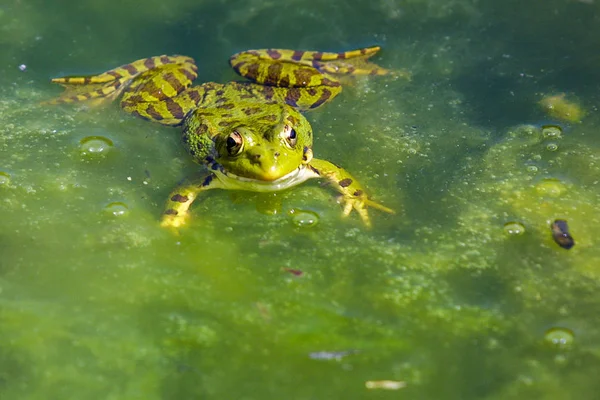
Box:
[1,0,600,398]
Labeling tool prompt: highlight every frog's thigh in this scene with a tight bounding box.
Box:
[160,174,221,228]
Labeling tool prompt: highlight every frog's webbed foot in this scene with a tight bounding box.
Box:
[309,47,410,83]
[339,192,395,228]
[43,74,124,107]
[308,158,394,228]
[160,207,192,230]
[310,47,393,77]
[160,174,221,231]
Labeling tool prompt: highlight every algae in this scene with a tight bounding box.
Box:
[1,0,600,398]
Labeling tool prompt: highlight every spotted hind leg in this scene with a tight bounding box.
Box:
[288,47,409,79]
[229,46,401,110]
[280,47,394,76]
[45,55,198,107]
[229,46,395,85]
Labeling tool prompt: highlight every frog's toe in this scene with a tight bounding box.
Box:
[160,209,189,230]
[364,198,395,214]
[160,224,182,236]
[339,195,394,227]
[341,199,354,216]
[339,197,372,227]
[355,206,373,228]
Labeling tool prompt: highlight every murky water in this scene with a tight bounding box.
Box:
[2,0,600,398]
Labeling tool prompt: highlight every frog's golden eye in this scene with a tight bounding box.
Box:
[226,131,244,156]
[283,125,297,147]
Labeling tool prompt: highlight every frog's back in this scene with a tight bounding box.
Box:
[188,81,301,135]
[198,81,277,108]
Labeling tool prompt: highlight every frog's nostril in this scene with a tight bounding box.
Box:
[274,151,280,157]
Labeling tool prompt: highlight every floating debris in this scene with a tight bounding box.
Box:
[551,219,575,249]
[255,302,271,322]
[365,380,407,390]
[309,349,358,361]
[282,267,303,276]
[539,93,585,123]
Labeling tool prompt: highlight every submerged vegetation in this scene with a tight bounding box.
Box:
[1,0,600,398]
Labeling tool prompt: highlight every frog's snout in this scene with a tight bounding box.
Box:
[247,146,285,181]
[249,151,280,161]
[249,153,261,162]
[248,146,278,164]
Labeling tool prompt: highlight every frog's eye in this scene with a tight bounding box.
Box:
[226,131,244,156]
[283,126,298,147]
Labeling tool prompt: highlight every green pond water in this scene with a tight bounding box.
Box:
[2,0,600,398]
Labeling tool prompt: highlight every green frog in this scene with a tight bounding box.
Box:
[47,46,395,228]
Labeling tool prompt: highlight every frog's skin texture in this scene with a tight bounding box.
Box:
[48,47,395,228]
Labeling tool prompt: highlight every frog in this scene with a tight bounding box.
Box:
[47,46,395,228]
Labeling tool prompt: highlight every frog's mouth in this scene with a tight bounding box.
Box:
[214,165,315,192]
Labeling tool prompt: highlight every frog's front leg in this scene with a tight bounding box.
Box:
[160,174,223,229]
[307,158,394,227]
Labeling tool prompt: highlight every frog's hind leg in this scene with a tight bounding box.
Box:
[119,61,204,126]
[45,55,198,110]
[229,46,393,84]
[229,46,398,110]
[229,49,342,111]
[285,47,394,77]
[286,47,411,82]
[44,74,124,106]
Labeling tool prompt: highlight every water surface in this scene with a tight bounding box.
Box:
[1,0,600,398]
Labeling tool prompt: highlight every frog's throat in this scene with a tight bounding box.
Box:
[214,165,315,192]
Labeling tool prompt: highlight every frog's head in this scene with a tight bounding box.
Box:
[215,105,313,181]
